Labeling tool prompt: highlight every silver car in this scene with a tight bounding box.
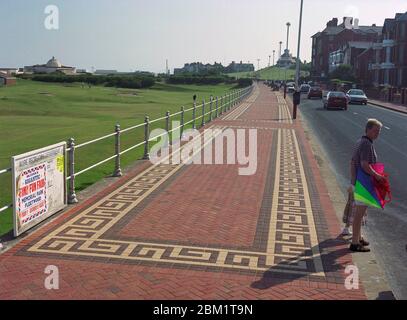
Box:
[346,89,368,105]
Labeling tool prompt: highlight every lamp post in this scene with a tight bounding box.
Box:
[293,0,304,120]
[272,50,275,66]
[286,22,291,51]
[279,41,282,58]
[295,0,304,90]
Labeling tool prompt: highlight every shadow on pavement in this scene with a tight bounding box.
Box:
[375,291,396,300]
[251,236,352,290]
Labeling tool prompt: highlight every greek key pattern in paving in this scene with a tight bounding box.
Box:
[266,129,324,276]
[22,127,325,277]
[276,92,293,124]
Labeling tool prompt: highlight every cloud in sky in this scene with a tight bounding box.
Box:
[1,0,406,72]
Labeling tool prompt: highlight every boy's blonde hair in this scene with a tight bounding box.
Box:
[366,118,383,133]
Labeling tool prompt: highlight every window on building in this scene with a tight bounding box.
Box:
[400,46,405,64]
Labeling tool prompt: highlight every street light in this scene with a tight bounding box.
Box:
[293,0,304,120]
[295,0,304,90]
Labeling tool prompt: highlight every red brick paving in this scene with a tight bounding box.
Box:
[120,129,273,247]
[0,83,367,300]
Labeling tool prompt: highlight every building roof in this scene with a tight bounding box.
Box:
[46,56,62,68]
[311,31,322,38]
[396,12,407,21]
[312,17,383,39]
[383,18,396,29]
[323,26,344,35]
[358,26,383,34]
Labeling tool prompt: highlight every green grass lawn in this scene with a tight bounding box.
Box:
[0,79,239,236]
[227,66,309,81]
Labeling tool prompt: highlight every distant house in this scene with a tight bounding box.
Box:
[311,17,382,79]
[0,74,17,86]
[94,70,118,75]
[328,41,374,73]
[224,61,255,73]
[0,68,18,76]
[173,61,254,75]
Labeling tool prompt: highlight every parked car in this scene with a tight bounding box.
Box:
[323,91,348,110]
[346,89,368,105]
[300,84,311,94]
[308,86,323,99]
[287,85,295,93]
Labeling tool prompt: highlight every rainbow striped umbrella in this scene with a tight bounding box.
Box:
[354,163,389,209]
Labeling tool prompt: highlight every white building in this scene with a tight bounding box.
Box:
[24,57,76,75]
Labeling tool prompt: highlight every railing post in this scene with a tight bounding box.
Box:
[166,111,170,133]
[192,100,196,130]
[201,99,206,127]
[68,138,78,204]
[113,124,122,177]
[180,106,185,139]
[209,96,213,122]
[143,116,150,160]
[226,94,229,112]
[219,96,223,115]
[165,111,170,147]
[215,96,219,118]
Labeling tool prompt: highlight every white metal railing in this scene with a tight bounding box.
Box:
[0,84,254,212]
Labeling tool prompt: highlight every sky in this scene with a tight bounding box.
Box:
[1,0,406,73]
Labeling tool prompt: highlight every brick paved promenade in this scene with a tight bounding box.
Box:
[0,83,367,299]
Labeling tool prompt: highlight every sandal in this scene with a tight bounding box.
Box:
[360,238,370,246]
[350,244,371,252]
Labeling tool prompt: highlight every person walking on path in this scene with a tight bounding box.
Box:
[349,118,385,252]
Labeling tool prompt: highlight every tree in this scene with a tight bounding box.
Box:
[329,64,356,82]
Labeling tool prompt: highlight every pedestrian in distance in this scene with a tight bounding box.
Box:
[348,118,385,252]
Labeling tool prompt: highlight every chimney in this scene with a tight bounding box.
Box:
[326,18,338,27]
[343,17,353,25]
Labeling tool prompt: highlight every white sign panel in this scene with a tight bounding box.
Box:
[12,142,67,236]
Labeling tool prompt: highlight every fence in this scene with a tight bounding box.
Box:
[0,85,253,224]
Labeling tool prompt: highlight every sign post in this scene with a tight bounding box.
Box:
[12,142,67,237]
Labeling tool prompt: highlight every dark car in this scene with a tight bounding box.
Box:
[323,91,348,110]
[308,86,323,99]
[300,84,311,94]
